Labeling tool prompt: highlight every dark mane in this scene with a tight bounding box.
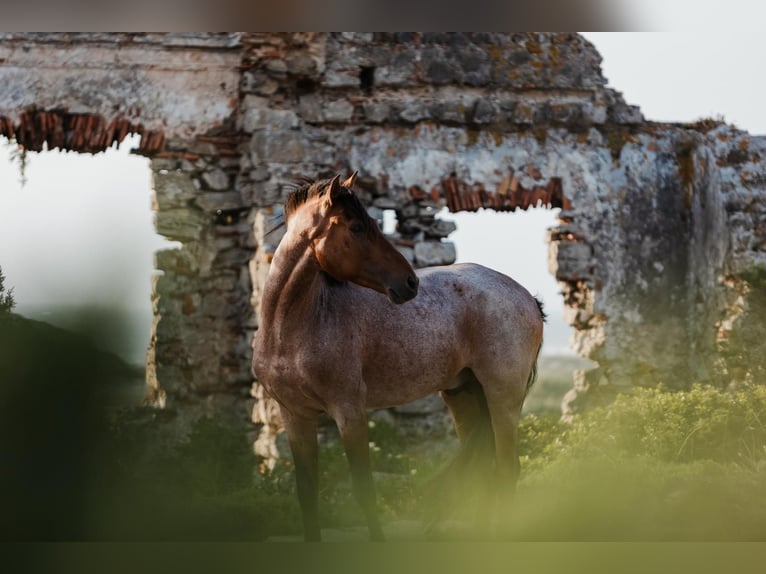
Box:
[284,177,376,234]
[284,179,324,220]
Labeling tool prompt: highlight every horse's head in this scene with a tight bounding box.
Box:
[302,173,419,304]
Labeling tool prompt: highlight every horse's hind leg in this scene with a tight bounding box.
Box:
[471,367,528,535]
[439,371,496,537]
[280,406,321,541]
[333,406,385,541]
[441,369,490,444]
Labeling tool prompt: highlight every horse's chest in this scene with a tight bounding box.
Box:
[253,343,350,412]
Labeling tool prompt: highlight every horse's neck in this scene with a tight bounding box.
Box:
[259,231,325,341]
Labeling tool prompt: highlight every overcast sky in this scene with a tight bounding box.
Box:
[1,31,764,362]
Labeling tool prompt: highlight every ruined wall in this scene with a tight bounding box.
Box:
[0,33,256,433]
[239,33,766,443]
[2,33,765,452]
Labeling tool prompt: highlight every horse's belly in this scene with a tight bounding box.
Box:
[362,346,463,409]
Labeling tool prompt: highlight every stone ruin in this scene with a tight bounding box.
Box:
[1,33,765,458]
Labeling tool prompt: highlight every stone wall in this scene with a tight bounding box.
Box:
[2,33,765,455]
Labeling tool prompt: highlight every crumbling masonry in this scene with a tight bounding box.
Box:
[1,33,765,454]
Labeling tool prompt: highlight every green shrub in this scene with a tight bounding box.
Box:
[550,384,766,467]
[508,384,766,540]
[0,266,14,315]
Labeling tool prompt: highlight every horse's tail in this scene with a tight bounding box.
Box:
[524,295,546,399]
[524,337,543,399]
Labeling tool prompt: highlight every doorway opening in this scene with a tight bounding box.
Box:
[0,135,175,397]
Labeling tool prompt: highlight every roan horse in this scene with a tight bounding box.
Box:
[252,173,544,541]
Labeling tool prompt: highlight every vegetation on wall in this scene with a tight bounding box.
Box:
[4,137,28,186]
[721,265,766,384]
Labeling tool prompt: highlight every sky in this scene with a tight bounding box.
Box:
[1,31,764,363]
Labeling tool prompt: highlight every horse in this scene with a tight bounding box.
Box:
[251,173,545,541]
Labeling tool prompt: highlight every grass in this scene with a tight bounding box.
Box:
[3,311,766,541]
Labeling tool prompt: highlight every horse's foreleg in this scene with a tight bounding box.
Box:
[280,407,320,541]
[335,409,385,542]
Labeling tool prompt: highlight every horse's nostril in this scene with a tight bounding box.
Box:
[407,275,419,291]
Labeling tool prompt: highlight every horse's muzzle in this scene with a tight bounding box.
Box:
[387,273,419,304]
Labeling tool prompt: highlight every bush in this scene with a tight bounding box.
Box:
[547,384,766,467]
[0,266,14,314]
[507,384,766,540]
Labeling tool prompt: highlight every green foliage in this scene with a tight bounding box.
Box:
[0,266,14,314]
[5,306,766,540]
[510,455,766,540]
[506,384,766,540]
[552,385,766,467]
[97,411,301,540]
[310,417,429,526]
[518,412,568,468]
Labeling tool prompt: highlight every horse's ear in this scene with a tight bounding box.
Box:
[326,174,342,206]
[342,171,358,189]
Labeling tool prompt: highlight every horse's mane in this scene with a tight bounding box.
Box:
[284,177,375,234]
[284,178,324,220]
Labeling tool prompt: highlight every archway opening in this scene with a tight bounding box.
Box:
[0,135,176,401]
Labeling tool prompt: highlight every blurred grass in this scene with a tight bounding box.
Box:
[3,310,766,541]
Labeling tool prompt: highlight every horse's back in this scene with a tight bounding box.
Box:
[359,262,543,407]
[417,262,541,323]
[420,262,543,358]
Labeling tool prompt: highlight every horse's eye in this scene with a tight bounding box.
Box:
[349,222,365,234]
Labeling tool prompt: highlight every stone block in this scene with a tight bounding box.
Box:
[609,103,644,124]
[298,94,324,123]
[435,100,468,123]
[425,219,457,238]
[201,168,230,191]
[399,101,431,123]
[155,208,208,241]
[249,165,271,182]
[324,99,354,123]
[265,58,287,75]
[471,98,497,124]
[550,240,592,280]
[152,171,197,209]
[585,102,608,124]
[196,191,245,212]
[362,102,390,123]
[241,71,278,95]
[512,102,536,124]
[242,107,299,132]
[414,241,457,267]
[457,45,491,86]
[323,67,359,87]
[252,131,306,163]
[375,52,416,87]
[339,32,374,42]
[286,53,318,76]
[373,196,399,209]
